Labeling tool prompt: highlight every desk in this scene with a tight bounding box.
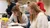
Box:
[1,21,50,28]
[0,22,24,28]
[8,23,24,28]
[8,26,24,28]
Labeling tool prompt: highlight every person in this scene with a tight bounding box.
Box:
[28,2,48,28]
[37,0,46,12]
[20,1,30,13]
[37,0,50,21]
[9,5,28,27]
[6,0,18,17]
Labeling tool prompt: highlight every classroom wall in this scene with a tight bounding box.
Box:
[0,0,8,18]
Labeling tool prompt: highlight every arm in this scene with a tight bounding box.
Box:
[9,14,14,23]
[18,14,28,26]
[9,14,18,23]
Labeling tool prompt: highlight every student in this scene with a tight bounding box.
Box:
[28,2,48,28]
[9,5,28,27]
[37,0,46,12]
[20,1,30,13]
[6,0,17,17]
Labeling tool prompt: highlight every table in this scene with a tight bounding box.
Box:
[0,21,50,28]
[0,22,24,28]
[8,26,24,28]
[8,23,24,28]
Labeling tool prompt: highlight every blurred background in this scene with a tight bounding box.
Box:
[0,0,50,17]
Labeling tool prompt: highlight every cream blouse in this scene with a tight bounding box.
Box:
[30,12,48,28]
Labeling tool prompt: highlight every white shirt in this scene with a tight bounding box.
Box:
[20,4,28,13]
[30,12,48,28]
[20,4,28,9]
[9,13,28,26]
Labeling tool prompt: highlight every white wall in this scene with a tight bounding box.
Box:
[0,0,8,18]
[47,6,50,16]
[0,1,8,13]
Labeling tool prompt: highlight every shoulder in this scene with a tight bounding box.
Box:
[37,12,47,20]
[38,12,46,17]
[22,13,28,20]
[37,12,48,25]
[22,13,27,17]
[37,12,48,24]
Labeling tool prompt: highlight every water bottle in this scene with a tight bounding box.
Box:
[1,17,8,28]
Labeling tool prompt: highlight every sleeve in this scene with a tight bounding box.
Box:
[22,14,28,23]
[9,14,18,23]
[8,14,14,23]
[18,14,28,26]
[37,14,48,28]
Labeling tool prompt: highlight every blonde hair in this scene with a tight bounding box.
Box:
[12,5,24,23]
[30,2,41,12]
[12,6,20,12]
[29,2,41,21]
